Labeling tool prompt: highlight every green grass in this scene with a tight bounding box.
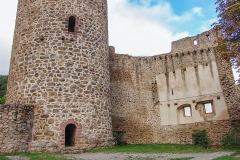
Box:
[0,156,9,160]
[0,144,239,160]
[214,156,240,160]
[0,152,71,160]
[86,144,224,154]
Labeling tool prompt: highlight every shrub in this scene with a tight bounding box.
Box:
[221,122,240,149]
[192,130,209,148]
[113,131,126,146]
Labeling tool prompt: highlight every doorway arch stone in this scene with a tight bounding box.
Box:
[60,119,84,149]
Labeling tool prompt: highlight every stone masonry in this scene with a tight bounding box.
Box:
[0,105,34,153]
[109,29,240,144]
[1,0,240,153]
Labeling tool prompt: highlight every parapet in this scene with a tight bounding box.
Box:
[171,29,220,54]
[110,29,220,60]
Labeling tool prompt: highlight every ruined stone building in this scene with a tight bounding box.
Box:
[0,0,239,153]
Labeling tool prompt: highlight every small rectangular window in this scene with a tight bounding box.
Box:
[204,103,213,113]
[184,106,192,117]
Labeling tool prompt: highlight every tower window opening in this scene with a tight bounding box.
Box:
[184,106,192,117]
[68,16,76,32]
[204,103,213,114]
[207,35,211,41]
[65,124,76,147]
[194,39,198,45]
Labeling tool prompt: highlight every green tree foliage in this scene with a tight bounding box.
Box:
[0,75,8,104]
[213,0,240,76]
[0,95,6,104]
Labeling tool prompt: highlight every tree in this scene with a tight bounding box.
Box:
[213,0,240,76]
[0,95,6,104]
[0,75,8,98]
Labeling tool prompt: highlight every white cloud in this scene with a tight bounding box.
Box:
[200,18,218,32]
[108,0,190,56]
[192,7,203,16]
[0,0,18,75]
[0,0,207,75]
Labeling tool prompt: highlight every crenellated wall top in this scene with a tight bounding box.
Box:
[110,29,220,61]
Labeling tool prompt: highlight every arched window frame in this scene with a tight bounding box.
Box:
[178,104,192,117]
[61,14,82,35]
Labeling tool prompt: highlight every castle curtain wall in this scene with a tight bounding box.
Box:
[110,29,240,144]
[0,105,34,153]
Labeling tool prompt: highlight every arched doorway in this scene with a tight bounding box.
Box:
[65,124,76,147]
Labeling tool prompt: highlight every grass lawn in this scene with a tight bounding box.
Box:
[0,156,9,160]
[0,152,69,160]
[86,144,226,154]
[0,144,239,160]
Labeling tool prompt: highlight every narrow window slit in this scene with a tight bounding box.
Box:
[68,16,76,32]
[207,35,211,41]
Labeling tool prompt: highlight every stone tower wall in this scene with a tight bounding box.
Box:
[6,0,113,151]
[110,29,240,144]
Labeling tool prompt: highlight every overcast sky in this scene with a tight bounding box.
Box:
[0,0,219,76]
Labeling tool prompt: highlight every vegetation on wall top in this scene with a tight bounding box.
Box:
[213,0,240,79]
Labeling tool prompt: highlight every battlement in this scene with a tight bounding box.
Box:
[109,29,218,76]
[110,29,220,60]
[171,29,220,54]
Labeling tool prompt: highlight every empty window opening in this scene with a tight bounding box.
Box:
[204,103,213,113]
[194,39,198,45]
[207,35,211,41]
[68,16,76,32]
[172,89,174,95]
[65,124,76,147]
[184,106,192,117]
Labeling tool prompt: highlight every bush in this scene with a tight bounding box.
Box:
[192,130,209,148]
[221,122,240,149]
[113,131,126,146]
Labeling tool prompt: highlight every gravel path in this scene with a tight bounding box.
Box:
[5,152,234,160]
[65,152,233,160]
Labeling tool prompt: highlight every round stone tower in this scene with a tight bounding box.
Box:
[7,0,113,151]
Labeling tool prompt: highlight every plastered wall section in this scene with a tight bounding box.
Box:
[157,60,229,125]
[110,29,239,144]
